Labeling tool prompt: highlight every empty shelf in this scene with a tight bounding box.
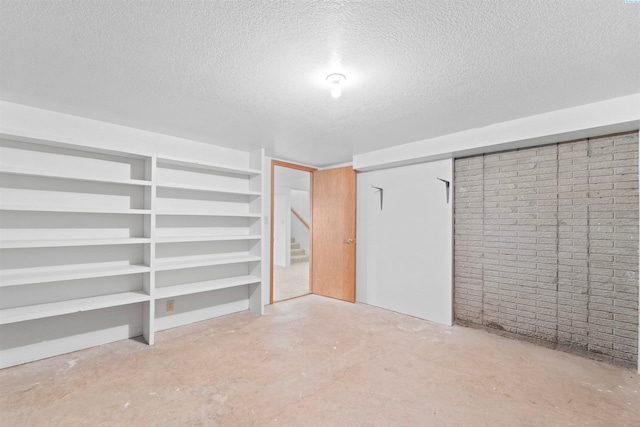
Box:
[156,275,260,299]
[0,291,150,325]
[156,182,260,196]
[0,205,151,215]
[157,157,261,176]
[155,254,261,272]
[0,237,151,249]
[0,166,151,186]
[155,235,261,244]
[0,264,150,287]
[155,210,260,217]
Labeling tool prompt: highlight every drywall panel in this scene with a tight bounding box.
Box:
[356,159,453,325]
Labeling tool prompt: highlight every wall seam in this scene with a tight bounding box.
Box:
[586,137,592,352]
[481,153,486,326]
[555,142,560,345]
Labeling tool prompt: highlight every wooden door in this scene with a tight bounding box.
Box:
[311,166,356,302]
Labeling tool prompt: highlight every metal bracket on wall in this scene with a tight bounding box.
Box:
[437,177,450,203]
[372,186,383,210]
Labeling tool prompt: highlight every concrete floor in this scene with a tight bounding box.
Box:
[273,261,310,302]
[1,295,638,426]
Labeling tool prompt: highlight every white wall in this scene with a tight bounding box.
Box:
[291,190,310,220]
[352,93,638,372]
[356,159,453,325]
[273,190,291,267]
[290,189,310,254]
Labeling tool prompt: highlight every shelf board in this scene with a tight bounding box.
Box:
[0,291,150,325]
[0,166,151,187]
[156,275,260,299]
[0,264,150,287]
[155,210,261,218]
[0,131,150,159]
[0,205,151,215]
[156,181,260,196]
[157,157,261,176]
[0,238,151,249]
[155,254,261,272]
[155,235,261,244]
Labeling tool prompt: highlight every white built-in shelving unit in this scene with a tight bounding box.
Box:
[152,155,263,333]
[0,136,263,368]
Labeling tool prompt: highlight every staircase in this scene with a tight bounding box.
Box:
[290,237,309,264]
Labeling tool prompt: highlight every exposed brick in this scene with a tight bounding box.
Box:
[454,133,639,369]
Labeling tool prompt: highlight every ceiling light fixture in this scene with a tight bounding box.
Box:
[326,73,346,98]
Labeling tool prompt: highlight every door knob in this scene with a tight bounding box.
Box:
[344,238,354,244]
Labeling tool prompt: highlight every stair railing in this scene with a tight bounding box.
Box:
[291,208,309,229]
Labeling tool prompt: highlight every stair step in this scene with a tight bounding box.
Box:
[291,237,295,243]
[291,248,305,256]
[291,255,309,263]
[291,242,300,250]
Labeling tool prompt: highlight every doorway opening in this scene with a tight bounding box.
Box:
[270,160,316,303]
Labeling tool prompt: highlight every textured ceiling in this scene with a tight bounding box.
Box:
[1,1,639,166]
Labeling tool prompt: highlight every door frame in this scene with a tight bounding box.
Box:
[270,160,317,304]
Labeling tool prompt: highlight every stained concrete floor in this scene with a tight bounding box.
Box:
[1,295,639,426]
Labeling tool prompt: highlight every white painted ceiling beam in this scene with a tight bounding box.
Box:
[353,94,640,171]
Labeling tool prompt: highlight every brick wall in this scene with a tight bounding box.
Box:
[454,132,639,368]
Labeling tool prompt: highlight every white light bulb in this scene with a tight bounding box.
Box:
[331,84,341,98]
[326,73,345,99]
